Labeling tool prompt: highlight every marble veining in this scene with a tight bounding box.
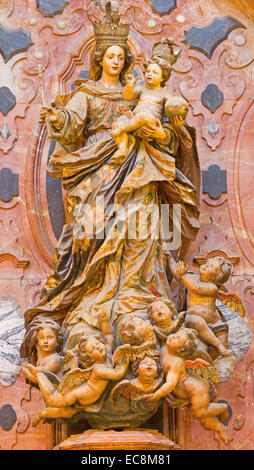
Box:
[0,296,25,387]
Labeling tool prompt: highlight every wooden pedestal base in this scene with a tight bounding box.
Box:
[53,429,179,450]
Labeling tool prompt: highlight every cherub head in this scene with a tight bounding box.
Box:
[143,57,171,88]
[119,315,154,346]
[132,355,160,383]
[147,297,178,329]
[166,327,198,358]
[76,334,107,367]
[165,96,188,127]
[199,256,232,287]
[32,320,63,356]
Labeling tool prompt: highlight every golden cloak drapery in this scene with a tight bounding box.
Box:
[21,80,200,357]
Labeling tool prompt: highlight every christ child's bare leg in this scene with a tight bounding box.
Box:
[111,132,129,162]
[111,112,157,138]
[111,112,158,161]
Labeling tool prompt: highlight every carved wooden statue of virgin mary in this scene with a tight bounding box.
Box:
[20,1,200,429]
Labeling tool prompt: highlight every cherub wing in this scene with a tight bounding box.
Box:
[185,358,219,383]
[181,341,214,366]
[218,291,246,317]
[110,380,133,405]
[191,348,214,366]
[131,342,160,362]
[112,344,133,366]
[110,380,153,406]
[63,350,80,372]
[58,367,93,394]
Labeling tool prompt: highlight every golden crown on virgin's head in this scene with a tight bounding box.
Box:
[92,1,130,45]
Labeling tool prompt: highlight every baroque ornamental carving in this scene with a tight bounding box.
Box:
[16,1,252,450]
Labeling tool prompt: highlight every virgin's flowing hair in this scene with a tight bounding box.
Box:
[89,42,134,84]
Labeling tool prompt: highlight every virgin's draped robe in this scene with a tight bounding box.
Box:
[21,80,200,357]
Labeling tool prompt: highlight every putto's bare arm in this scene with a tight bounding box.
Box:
[176,261,217,296]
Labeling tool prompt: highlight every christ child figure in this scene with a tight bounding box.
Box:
[110,39,188,162]
[176,257,232,356]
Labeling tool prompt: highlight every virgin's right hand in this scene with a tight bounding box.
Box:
[40,106,58,123]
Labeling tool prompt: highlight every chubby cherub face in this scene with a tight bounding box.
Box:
[37,327,58,354]
[151,301,173,327]
[166,328,197,356]
[199,257,223,283]
[165,96,188,127]
[137,357,158,381]
[82,337,107,363]
[120,317,154,345]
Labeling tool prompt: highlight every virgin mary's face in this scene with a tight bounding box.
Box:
[101,45,125,77]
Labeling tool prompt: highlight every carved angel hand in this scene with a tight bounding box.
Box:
[22,363,39,383]
[23,363,39,375]
[144,393,159,403]
[176,261,188,276]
